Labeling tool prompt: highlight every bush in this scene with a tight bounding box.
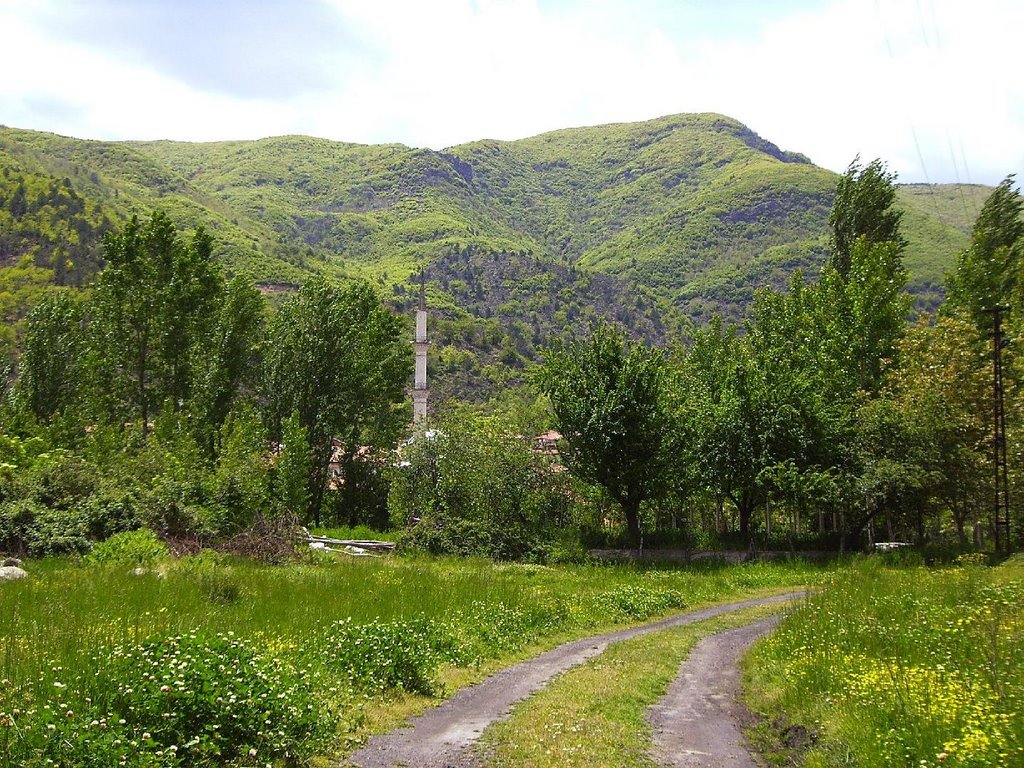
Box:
[136,475,202,538]
[0,498,91,557]
[596,584,686,620]
[80,488,140,540]
[22,451,97,510]
[0,497,41,555]
[86,529,168,568]
[96,631,334,764]
[456,599,569,656]
[317,617,458,696]
[388,412,564,561]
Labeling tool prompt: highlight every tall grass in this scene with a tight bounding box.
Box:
[0,554,822,766]
[745,556,1024,768]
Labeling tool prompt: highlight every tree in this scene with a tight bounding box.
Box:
[262,277,410,525]
[536,322,673,545]
[828,157,906,278]
[90,212,223,438]
[16,290,85,424]
[945,175,1024,329]
[681,317,795,540]
[883,314,990,545]
[191,275,265,455]
[818,239,912,396]
[388,410,566,559]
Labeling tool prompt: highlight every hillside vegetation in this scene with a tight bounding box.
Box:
[0,115,987,392]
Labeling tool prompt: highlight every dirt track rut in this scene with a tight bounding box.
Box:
[346,592,800,768]
[647,615,781,767]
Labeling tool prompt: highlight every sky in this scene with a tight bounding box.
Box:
[0,0,1020,186]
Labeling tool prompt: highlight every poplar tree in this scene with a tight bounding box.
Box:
[90,211,222,438]
[262,277,410,525]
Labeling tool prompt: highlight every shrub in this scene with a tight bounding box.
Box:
[86,529,168,568]
[22,451,97,510]
[1,631,338,767]
[456,599,569,656]
[388,412,564,561]
[596,584,686,620]
[97,631,335,764]
[0,498,91,556]
[80,487,140,540]
[136,475,202,538]
[317,617,457,696]
[0,497,41,555]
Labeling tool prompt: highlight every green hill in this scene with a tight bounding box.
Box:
[0,115,993,398]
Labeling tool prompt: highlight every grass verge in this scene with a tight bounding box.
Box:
[744,555,1024,768]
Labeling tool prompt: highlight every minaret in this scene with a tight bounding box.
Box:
[412,275,429,424]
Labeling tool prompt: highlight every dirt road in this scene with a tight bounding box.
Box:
[346,592,800,768]
[647,615,780,767]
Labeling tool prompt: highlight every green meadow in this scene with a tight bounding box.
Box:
[0,553,821,767]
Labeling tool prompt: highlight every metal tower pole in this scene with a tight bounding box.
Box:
[985,305,1012,555]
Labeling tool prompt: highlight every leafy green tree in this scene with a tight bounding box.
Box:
[263,277,410,525]
[273,412,311,521]
[828,157,906,278]
[16,290,85,424]
[945,176,1024,329]
[90,212,223,438]
[209,406,273,534]
[883,314,990,544]
[389,410,566,559]
[191,275,265,455]
[818,239,912,396]
[852,396,930,544]
[536,322,673,545]
[681,318,783,539]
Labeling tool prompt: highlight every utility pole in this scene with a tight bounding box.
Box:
[985,306,1011,555]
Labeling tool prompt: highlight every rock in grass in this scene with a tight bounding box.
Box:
[0,566,28,582]
[2,557,21,567]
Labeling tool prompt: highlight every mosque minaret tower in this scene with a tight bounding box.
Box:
[412,276,429,424]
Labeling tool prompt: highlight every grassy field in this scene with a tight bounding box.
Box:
[745,555,1024,768]
[0,552,823,767]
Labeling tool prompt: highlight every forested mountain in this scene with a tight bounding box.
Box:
[0,114,991,397]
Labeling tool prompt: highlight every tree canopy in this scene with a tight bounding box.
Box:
[536,322,674,545]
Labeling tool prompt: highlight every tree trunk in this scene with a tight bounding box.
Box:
[622,496,642,547]
[737,499,753,541]
[137,336,149,440]
[950,502,968,546]
[308,437,333,527]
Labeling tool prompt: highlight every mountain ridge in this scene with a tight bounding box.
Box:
[0,114,994,398]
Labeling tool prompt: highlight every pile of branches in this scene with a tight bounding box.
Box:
[215,514,304,564]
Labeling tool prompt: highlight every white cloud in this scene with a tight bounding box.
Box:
[0,0,1020,184]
